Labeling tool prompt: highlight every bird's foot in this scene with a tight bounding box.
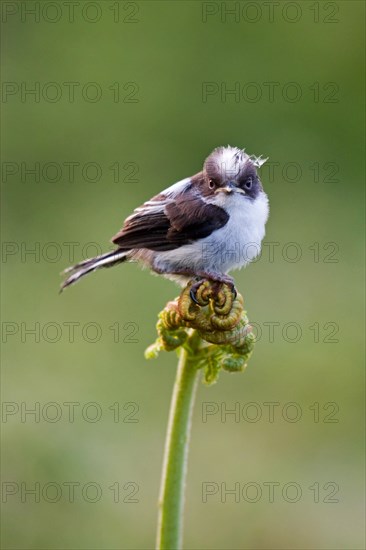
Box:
[190,273,237,305]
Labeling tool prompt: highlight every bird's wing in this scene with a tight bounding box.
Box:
[111,175,229,251]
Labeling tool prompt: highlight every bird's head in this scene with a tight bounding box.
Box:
[201,146,267,201]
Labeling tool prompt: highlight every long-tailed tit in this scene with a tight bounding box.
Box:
[61,146,269,294]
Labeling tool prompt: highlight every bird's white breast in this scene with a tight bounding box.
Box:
[203,191,269,272]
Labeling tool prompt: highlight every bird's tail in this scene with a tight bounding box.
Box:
[60,249,128,292]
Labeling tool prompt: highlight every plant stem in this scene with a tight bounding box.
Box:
[156,331,201,550]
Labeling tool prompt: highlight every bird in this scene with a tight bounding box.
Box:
[60,146,269,296]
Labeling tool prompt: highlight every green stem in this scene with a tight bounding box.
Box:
[156,331,201,550]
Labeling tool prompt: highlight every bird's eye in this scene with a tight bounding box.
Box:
[208,179,216,189]
[244,177,253,190]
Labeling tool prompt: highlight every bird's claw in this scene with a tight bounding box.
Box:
[190,285,201,305]
[189,279,209,305]
[189,285,200,306]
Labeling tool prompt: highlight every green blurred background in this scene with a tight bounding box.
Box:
[1,1,364,548]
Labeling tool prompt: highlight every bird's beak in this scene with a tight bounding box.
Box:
[215,181,236,194]
[215,182,245,195]
[220,186,234,194]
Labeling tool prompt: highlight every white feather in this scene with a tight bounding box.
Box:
[132,177,191,216]
[207,146,268,180]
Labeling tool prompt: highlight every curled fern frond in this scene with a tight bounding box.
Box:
[145,279,255,385]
